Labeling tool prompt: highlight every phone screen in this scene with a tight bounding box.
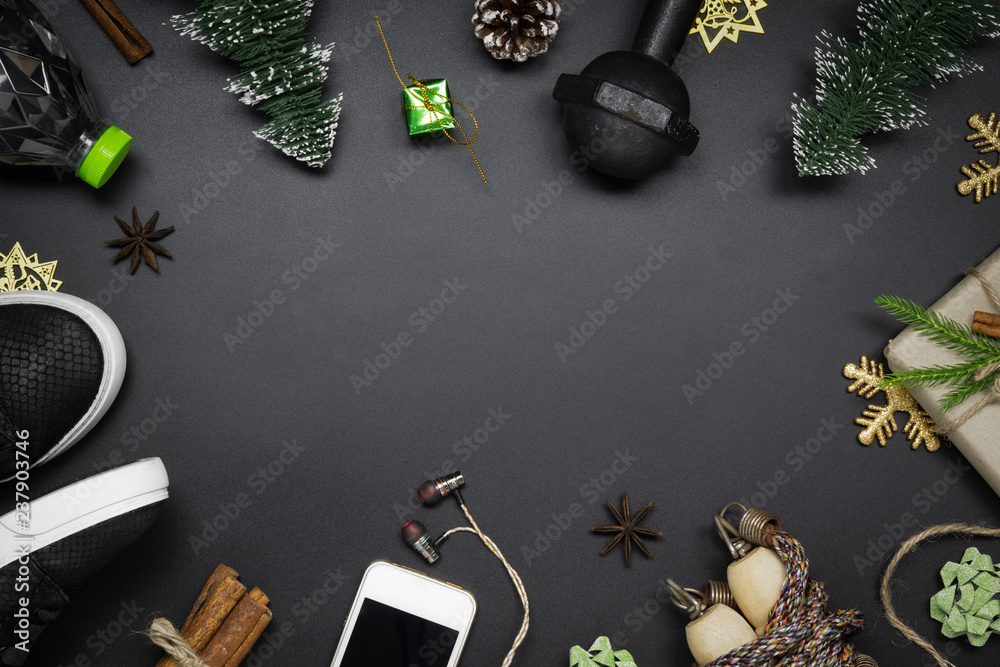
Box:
[339,598,459,667]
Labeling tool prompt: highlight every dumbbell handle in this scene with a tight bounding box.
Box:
[631,0,700,66]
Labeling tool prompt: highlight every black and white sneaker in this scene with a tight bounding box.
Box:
[0,291,126,481]
[0,458,168,666]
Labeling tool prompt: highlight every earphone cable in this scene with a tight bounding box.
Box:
[442,501,529,667]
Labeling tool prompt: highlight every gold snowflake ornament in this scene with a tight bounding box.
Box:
[957,112,1000,203]
[689,0,766,54]
[0,242,62,292]
[843,356,940,452]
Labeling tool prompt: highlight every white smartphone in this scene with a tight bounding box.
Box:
[329,561,477,667]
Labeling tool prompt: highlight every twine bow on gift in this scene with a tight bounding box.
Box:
[934,267,1000,436]
[376,16,488,185]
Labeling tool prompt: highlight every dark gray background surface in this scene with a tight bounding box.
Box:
[3,0,1000,665]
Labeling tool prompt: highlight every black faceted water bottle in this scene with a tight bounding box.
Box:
[0,0,131,187]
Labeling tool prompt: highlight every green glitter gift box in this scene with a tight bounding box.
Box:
[403,79,456,136]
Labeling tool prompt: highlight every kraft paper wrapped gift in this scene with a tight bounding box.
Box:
[885,247,1000,497]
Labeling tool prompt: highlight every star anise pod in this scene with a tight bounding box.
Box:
[105,207,174,273]
[592,492,663,567]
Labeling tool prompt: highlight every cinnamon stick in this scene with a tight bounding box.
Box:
[155,574,246,667]
[973,311,1000,338]
[222,606,272,667]
[179,564,239,636]
[77,0,152,64]
[200,588,273,667]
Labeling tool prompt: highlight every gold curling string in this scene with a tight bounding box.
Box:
[376,16,488,185]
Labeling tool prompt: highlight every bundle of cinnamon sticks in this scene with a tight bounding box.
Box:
[973,311,1000,338]
[155,564,272,667]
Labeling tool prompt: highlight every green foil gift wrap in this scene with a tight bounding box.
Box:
[403,79,456,136]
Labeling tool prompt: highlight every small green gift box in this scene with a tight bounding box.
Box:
[403,79,456,136]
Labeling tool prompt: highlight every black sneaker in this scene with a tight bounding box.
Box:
[0,291,126,481]
[0,458,168,665]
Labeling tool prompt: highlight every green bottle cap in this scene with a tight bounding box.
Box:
[77,126,132,188]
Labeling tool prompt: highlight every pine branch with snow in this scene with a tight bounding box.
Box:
[792,0,1000,177]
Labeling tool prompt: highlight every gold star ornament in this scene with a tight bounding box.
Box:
[0,242,62,292]
[592,492,663,567]
[690,0,767,54]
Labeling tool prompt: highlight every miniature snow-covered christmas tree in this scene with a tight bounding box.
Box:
[171,0,342,168]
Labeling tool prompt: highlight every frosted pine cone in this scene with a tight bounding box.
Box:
[472,0,561,63]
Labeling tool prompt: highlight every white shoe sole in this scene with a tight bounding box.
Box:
[0,291,126,477]
[0,458,168,568]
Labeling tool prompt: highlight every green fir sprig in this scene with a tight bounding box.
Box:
[792,0,1000,177]
[877,295,1000,411]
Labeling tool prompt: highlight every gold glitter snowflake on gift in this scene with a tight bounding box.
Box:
[843,355,940,451]
[689,0,767,54]
[0,242,62,292]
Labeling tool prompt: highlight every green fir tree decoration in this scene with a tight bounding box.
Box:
[877,295,1000,411]
[170,0,342,167]
[792,0,1000,177]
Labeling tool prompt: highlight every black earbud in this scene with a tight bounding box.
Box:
[417,472,465,506]
[401,472,469,564]
[402,519,442,564]
[552,0,701,179]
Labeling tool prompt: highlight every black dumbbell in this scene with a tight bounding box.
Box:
[552,0,701,180]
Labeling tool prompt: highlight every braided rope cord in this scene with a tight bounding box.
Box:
[707,531,867,667]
